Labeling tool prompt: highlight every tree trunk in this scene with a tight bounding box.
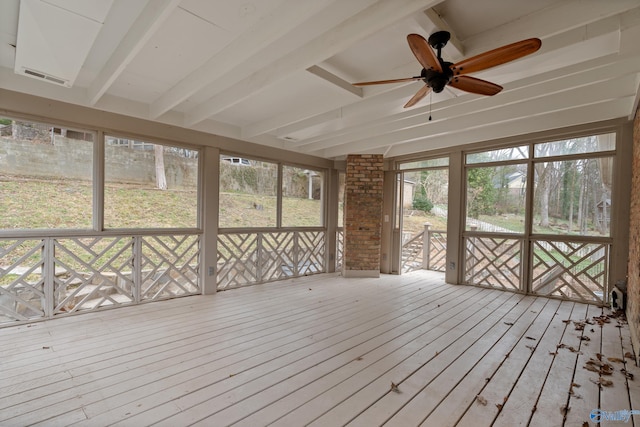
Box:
[154,144,167,190]
[536,164,550,228]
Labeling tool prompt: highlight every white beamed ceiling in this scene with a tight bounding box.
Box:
[1,0,639,160]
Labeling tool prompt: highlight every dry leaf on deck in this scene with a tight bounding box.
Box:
[476,395,487,406]
[608,357,624,363]
[390,382,400,393]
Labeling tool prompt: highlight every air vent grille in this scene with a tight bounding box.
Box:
[21,67,69,87]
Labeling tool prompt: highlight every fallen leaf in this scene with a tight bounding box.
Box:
[550,351,558,356]
[583,364,600,373]
[390,382,400,393]
[572,382,581,388]
[476,395,487,406]
[525,336,536,341]
[562,319,571,324]
[607,357,624,363]
[580,336,591,341]
[42,346,50,350]
[582,422,589,427]
[592,378,613,387]
[526,345,535,351]
[504,322,514,326]
[621,369,634,380]
[625,352,635,359]
[574,321,585,331]
[496,403,503,411]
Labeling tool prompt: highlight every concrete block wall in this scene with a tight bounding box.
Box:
[343,154,384,277]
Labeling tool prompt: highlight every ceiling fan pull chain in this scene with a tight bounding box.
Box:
[429,91,433,121]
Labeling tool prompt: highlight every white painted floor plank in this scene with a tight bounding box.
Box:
[0,271,637,427]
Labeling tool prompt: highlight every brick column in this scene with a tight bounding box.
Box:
[343,154,383,277]
[627,108,640,359]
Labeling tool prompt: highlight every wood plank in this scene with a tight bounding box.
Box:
[2,277,451,425]
[420,296,545,427]
[272,289,516,427]
[106,285,487,426]
[600,308,633,427]
[492,300,577,426]
[619,311,640,425]
[455,297,562,427]
[528,302,589,427]
[354,293,529,426]
[0,271,637,427]
[41,274,460,426]
[563,304,604,427]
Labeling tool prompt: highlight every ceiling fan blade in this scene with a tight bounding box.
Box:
[407,33,442,73]
[449,75,502,96]
[352,77,422,86]
[404,84,431,108]
[451,38,541,75]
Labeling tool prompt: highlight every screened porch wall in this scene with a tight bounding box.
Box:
[389,121,633,306]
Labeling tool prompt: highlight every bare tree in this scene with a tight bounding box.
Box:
[154,144,167,190]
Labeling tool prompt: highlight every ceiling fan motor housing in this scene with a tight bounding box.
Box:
[421,63,453,93]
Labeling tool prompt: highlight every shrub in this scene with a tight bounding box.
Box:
[413,196,433,213]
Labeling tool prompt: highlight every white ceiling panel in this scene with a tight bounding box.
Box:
[1,0,639,160]
[124,6,233,88]
[179,0,288,34]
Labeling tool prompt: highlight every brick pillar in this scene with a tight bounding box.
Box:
[627,108,640,358]
[343,154,383,277]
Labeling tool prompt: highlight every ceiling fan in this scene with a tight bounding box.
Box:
[353,31,542,108]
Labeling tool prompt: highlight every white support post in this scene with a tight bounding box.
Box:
[422,223,431,270]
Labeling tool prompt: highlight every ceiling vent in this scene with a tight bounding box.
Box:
[21,67,69,87]
[14,0,113,88]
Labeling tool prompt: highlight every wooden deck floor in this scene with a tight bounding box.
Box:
[1,271,638,427]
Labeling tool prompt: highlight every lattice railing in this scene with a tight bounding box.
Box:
[464,236,523,290]
[402,232,424,273]
[0,239,46,322]
[53,237,135,314]
[427,230,447,272]
[531,239,608,303]
[336,228,344,271]
[217,230,326,290]
[401,226,447,273]
[0,234,200,325]
[140,235,200,301]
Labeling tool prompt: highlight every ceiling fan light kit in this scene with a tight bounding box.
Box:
[353,30,541,109]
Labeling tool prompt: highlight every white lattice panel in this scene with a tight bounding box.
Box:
[53,237,135,314]
[402,232,424,273]
[217,230,326,289]
[140,235,200,301]
[217,233,259,289]
[464,236,522,290]
[261,232,295,281]
[336,229,344,271]
[0,239,46,323]
[531,240,608,303]
[428,231,447,272]
[297,231,325,275]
